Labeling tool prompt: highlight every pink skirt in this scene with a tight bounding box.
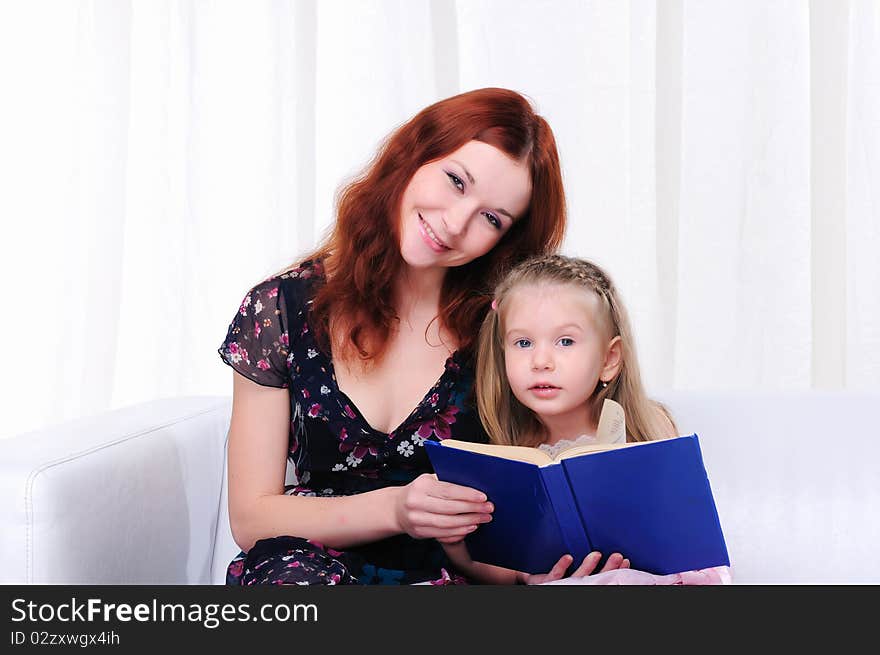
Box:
[542,565,733,585]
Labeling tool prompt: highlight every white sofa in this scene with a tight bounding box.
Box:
[1,391,878,584]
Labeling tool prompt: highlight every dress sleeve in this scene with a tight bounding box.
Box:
[218,277,291,388]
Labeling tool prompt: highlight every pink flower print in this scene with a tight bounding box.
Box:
[228,559,244,577]
[434,405,460,438]
[253,321,262,338]
[326,547,343,557]
[301,322,309,336]
[338,427,348,441]
[416,405,460,440]
[430,568,468,585]
[226,342,243,363]
[308,403,322,418]
[228,342,250,365]
[256,359,271,371]
[353,443,376,459]
[338,439,378,460]
[329,574,341,584]
[353,444,377,459]
[344,404,357,419]
[239,294,252,316]
[267,286,279,298]
[280,332,289,346]
[429,392,439,407]
[302,388,310,399]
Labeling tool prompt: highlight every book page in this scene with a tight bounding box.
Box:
[548,399,628,461]
[440,400,676,465]
[437,439,553,466]
[554,440,639,461]
[595,398,626,444]
[554,434,689,461]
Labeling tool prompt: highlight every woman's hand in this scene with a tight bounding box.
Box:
[393,473,493,542]
[517,551,630,585]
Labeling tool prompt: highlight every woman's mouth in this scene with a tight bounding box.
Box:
[418,214,451,252]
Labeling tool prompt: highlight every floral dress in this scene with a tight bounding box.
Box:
[217,260,488,585]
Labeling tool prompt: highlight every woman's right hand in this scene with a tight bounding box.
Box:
[393,473,493,542]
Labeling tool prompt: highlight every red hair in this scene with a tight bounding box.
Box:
[303,88,566,364]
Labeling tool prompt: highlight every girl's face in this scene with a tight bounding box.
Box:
[397,140,532,271]
[502,282,620,429]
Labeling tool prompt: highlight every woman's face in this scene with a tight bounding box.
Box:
[398,140,532,271]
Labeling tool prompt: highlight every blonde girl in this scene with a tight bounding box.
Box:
[442,254,678,584]
[477,253,676,450]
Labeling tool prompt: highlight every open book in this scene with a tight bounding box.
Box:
[424,402,729,575]
[433,437,639,466]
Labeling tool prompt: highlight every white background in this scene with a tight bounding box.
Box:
[0,0,877,439]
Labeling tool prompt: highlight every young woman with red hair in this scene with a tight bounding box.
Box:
[218,88,568,585]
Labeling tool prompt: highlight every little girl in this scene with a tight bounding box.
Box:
[442,254,730,585]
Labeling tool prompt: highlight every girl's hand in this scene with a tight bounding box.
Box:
[393,473,493,541]
[517,551,631,585]
[439,540,473,566]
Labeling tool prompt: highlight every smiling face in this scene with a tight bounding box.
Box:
[397,140,532,272]
[502,282,621,436]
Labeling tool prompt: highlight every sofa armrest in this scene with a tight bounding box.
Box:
[0,396,231,584]
[656,390,880,583]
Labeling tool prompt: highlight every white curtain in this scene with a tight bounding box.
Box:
[0,0,877,439]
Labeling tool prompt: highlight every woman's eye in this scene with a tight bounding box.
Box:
[558,338,575,347]
[483,212,501,229]
[446,172,464,192]
[514,339,532,348]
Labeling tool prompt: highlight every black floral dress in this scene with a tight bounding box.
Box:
[217,260,489,585]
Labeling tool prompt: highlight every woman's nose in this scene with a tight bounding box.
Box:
[442,199,475,237]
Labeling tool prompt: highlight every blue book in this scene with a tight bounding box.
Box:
[424,434,729,575]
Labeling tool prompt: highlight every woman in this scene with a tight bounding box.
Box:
[218,88,566,584]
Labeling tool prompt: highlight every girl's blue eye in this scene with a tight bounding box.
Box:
[514,339,532,349]
[558,338,575,347]
[446,172,464,191]
[483,212,501,229]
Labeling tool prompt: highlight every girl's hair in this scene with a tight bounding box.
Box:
[277,87,566,364]
[476,254,676,446]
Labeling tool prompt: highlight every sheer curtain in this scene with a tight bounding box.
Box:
[0,0,877,439]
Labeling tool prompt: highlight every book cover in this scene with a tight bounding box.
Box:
[424,434,730,575]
